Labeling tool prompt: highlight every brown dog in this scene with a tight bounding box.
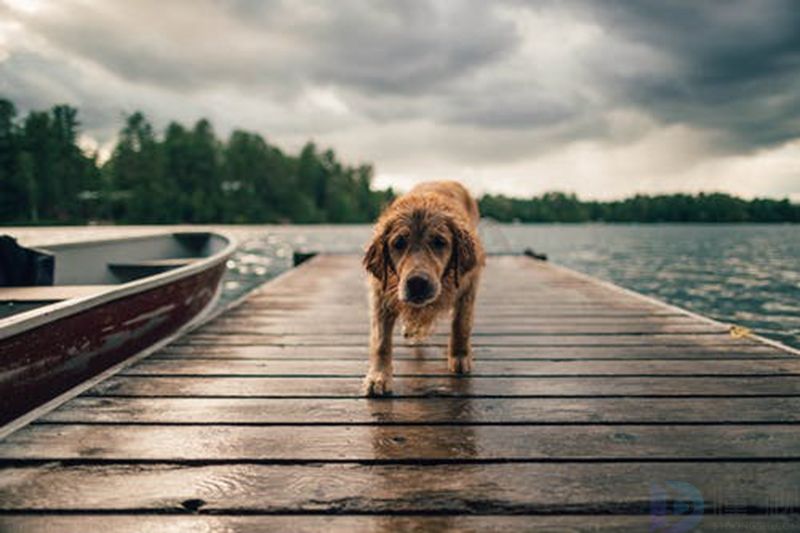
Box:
[362,181,485,396]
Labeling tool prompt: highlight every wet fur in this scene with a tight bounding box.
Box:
[362,181,485,396]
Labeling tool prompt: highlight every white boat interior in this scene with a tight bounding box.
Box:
[0,232,230,318]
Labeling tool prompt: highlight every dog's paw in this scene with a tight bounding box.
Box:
[448,355,472,374]
[363,369,393,397]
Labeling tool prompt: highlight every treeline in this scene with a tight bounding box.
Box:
[1,99,798,225]
[0,99,393,224]
[480,192,800,223]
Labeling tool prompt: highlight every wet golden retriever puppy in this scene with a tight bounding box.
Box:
[362,181,485,396]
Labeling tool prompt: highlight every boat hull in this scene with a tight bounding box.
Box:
[0,261,226,425]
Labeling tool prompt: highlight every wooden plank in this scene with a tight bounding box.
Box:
[226,307,679,318]
[7,423,798,461]
[195,322,725,335]
[206,314,704,326]
[232,303,675,313]
[175,333,758,347]
[1,515,797,532]
[40,396,800,424]
[1,463,799,513]
[157,343,782,359]
[88,375,800,397]
[223,309,688,318]
[229,296,668,304]
[120,358,800,377]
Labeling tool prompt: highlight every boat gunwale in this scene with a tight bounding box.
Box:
[0,231,237,341]
[0,253,323,441]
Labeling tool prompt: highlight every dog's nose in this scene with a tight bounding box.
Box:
[405,275,434,302]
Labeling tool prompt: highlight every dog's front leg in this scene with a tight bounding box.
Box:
[363,285,397,396]
[448,278,477,374]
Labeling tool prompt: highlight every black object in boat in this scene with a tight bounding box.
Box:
[0,235,54,286]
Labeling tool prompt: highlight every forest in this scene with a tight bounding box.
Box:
[0,99,392,224]
[1,99,798,225]
[479,192,800,223]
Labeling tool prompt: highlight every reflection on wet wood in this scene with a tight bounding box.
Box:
[177,333,760,347]
[1,254,798,527]
[197,319,725,335]
[158,343,781,359]
[89,374,800,397]
[42,396,800,424]
[4,515,797,533]
[122,357,800,376]
[2,462,800,513]
[5,423,800,461]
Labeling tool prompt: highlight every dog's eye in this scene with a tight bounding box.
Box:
[431,236,447,250]
[393,236,407,250]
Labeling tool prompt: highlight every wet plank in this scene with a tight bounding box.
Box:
[197,318,725,335]
[41,396,800,424]
[216,311,691,321]
[2,462,799,513]
[158,343,782,359]
[226,307,682,318]
[4,423,800,461]
[3,516,797,533]
[88,375,800,397]
[175,333,759,347]
[121,357,800,376]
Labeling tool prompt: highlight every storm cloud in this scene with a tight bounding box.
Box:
[1,0,798,198]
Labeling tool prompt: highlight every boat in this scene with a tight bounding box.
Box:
[0,231,236,425]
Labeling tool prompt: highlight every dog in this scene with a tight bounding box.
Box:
[362,180,485,396]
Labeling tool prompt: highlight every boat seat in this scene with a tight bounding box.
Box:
[108,258,198,269]
[107,258,198,282]
[0,285,116,302]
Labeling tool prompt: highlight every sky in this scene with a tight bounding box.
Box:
[1,0,799,200]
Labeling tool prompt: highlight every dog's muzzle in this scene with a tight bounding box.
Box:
[402,273,436,305]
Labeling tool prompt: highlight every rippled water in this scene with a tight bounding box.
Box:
[12,223,800,349]
[496,224,800,349]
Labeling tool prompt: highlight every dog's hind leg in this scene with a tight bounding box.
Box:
[448,277,478,374]
[363,285,397,396]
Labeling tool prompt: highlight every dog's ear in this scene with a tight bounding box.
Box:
[364,223,395,290]
[447,218,478,288]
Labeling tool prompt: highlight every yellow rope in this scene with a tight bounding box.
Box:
[729,325,753,339]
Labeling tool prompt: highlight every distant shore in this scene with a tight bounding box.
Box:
[2,99,798,226]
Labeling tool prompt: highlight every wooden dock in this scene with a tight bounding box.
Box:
[1,254,800,531]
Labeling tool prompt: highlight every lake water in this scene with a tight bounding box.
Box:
[498,224,800,350]
[12,223,800,350]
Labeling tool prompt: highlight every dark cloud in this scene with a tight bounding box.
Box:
[308,1,518,94]
[1,0,799,199]
[16,0,518,96]
[9,0,799,150]
[0,52,118,134]
[560,0,800,149]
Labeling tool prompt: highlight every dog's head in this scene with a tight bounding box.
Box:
[364,196,479,306]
